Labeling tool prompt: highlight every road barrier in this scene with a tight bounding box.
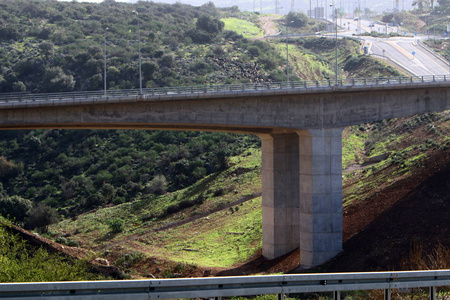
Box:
[1,270,450,299]
[1,75,450,106]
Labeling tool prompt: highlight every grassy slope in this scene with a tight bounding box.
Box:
[51,148,263,269]
[222,17,264,38]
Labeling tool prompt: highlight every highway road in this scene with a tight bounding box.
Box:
[338,18,450,76]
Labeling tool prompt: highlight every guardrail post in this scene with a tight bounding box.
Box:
[333,291,341,300]
[433,75,435,82]
[429,286,436,300]
[385,288,391,300]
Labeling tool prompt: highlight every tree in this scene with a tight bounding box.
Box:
[142,61,158,80]
[12,81,26,92]
[24,204,59,232]
[146,174,168,195]
[41,67,75,92]
[0,196,33,223]
[0,156,20,180]
[286,12,308,28]
[159,54,174,68]
[39,41,54,57]
[196,15,224,34]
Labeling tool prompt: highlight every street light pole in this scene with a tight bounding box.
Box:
[103,27,109,96]
[286,20,294,84]
[330,3,338,85]
[286,24,290,84]
[132,11,142,94]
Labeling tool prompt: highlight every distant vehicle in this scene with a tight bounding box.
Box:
[368,22,375,27]
[353,17,359,21]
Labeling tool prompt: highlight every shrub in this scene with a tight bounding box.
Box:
[0,156,20,180]
[0,224,98,282]
[24,204,59,232]
[0,196,33,223]
[115,251,144,267]
[146,174,168,195]
[108,218,125,234]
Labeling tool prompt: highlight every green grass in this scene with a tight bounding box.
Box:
[0,220,99,282]
[273,42,333,81]
[222,17,264,38]
[148,197,262,267]
[342,126,368,169]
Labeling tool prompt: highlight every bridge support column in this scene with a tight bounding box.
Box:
[297,128,343,268]
[261,132,300,259]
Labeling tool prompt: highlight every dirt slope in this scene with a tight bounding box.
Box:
[325,157,450,272]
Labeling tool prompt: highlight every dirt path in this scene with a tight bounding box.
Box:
[259,15,281,37]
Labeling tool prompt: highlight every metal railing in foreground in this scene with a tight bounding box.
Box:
[1,270,450,299]
[1,75,450,105]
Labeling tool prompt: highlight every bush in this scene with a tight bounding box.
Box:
[24,204,59,232]
[115,251,144,267]
[0,156,20,180]
[0,196,33,223]
[286,11,308,28]
[146,174,168,195]
[108,218,125,234]
[0,224,98,282]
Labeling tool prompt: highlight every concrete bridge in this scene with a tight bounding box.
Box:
[1,76,449,267]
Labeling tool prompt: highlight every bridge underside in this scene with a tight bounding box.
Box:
[2,120,344,267]
[260,128,343,267]
[0,119,346,267]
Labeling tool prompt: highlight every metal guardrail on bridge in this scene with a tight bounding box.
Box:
[1,270,450,299]
[1,75,450,106]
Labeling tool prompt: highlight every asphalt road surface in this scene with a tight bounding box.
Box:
[337,18,450,76]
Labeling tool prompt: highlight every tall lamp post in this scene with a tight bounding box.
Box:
[330,3,338,85]
[132,11,142,94]
[286,20,294,84]
[286,24,290,84]
[103,27,109,96]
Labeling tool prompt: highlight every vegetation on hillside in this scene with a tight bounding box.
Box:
[0,0,286,93]
[0,0,449,282]
[0,219,99,282]
[0,0,400,230]
[0,130,260,225]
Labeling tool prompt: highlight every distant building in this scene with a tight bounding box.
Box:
[308,6,324,19]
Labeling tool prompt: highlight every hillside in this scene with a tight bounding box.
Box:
[0,0,449,281]
[46,111,449,277]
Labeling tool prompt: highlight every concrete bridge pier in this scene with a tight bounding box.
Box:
[261,128,343,267]
[261,132,300,259]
